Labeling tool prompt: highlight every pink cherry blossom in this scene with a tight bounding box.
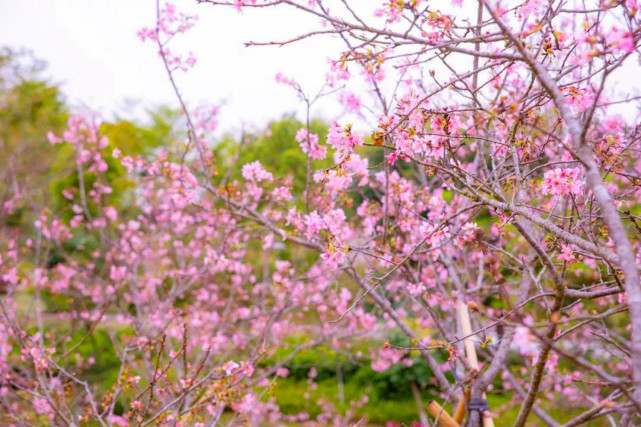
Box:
[541,167,583,196]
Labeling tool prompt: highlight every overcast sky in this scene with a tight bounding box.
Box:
[0,0,346,133]
[2,1,639,135]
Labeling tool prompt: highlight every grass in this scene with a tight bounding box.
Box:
[270,379,612,426]
[271,377,427,425]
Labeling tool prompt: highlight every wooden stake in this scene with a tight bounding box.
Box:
[457,301,495,427]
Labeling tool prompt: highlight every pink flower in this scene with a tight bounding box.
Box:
[308,367,318,379]
[315,169,351,193]
[371,358,391,372]
[303,211,324,238]
[605,26,635,54]
[137,27,158,42]
[272,186,293,201]
[386,152,399,165]
[222,360,239,375]
[371,348,403,372]
[46,131,62,144]
[61,188,75,200]
[346,154,369,186]
[326,121,363,160]
[541,167,583,196]
[339,91,361,113]
[275,72,298,87]
[455,222,479,245]
[320,248,345,268]
[562,86,594,112]
[295,128,326,159]
[110,265,127,281]
[276,367,289,377]
[326,59,350,86]
[108,416,129,427]
[104,206,118,222]
[239,361,254,377]
[558,244,577,263]
[32,397,54,419]
[242,161,273,183]
[234,0,258,11]
[309,144,327,160]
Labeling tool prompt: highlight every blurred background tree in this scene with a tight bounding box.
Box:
[0,48,68,213]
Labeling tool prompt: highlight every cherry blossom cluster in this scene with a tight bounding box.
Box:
[541,167,583,197]
[138,2,198,72]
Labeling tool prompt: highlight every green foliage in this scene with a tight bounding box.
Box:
[272,376,432,425]
[104,105,179,155]
[260,335,442,424]
[353,358,436,399]
[0,48,69,215]
[214,115,332,191]
[66,327,124,386]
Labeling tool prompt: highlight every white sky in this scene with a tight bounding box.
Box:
[0,0,345,133]
[1,0,639,134]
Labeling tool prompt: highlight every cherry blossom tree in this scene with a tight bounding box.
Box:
[2,0,641,425]
[195,0,641,424]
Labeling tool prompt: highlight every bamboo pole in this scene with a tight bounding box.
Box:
[426,400,460,427]
[457,301,495,427]
[453,387,471,424]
